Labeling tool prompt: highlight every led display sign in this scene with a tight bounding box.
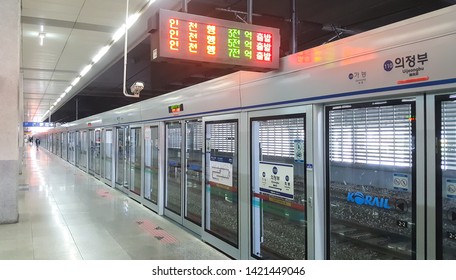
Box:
[168,104,184,113]
[153,9,280,70]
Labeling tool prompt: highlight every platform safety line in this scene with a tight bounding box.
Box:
[137,220,178,244]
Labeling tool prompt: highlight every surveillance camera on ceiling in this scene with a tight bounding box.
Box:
[130,81,144,96]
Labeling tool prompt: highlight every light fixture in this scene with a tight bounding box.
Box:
[92,45,110,63]
[80,64,93,77]
[38,25,46,46]
[71,76,81,86]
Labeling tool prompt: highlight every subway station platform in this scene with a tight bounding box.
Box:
[0,145,229,260]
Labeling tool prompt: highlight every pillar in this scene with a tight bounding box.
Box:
[0,0,20,224]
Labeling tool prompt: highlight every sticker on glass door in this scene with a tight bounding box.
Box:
[259,161,294,200]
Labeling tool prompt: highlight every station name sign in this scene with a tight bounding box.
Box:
[23,122,55,128]
[153,9,280,70]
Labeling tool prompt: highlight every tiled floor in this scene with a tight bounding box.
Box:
[0,145,229,260]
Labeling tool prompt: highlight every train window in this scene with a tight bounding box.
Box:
[329,105,413,167]
[205,120,239,247]
[184,120,203,226]
[103,129,113,181]
[327,99,416,260]
[144,126,159,204]
[436,95,456,260]
[129,127,142,195]
[165,122,183,215]
[251,115,306,260]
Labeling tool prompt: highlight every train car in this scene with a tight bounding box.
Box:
[38,5,456,260]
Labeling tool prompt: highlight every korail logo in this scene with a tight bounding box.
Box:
[347,191,391,209]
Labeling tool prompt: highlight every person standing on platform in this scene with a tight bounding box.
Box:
[35,138,40,149]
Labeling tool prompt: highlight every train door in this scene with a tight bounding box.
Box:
[47,134,51,151]
[68,131,75,164]
[80,130,88,171]
[101,128,114,186]
[94,129,102,177]
[202,114,240,258]
[128,125,142,201]
[164,119,202,234]
[184,119,203,231]
[62,132,67,161]
[249,106,313,260]
[88,129,95,175]
[75,131,81,167]
[164,121,182,222]
[430,93,456,259]
[88,129,101,179]
[55,133,61,156]
[325,97,425,260]
[115,126,129,193]
[143,123,162,213]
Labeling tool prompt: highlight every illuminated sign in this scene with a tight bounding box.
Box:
[168,104,184,113]
[23,122,55,127]
[154,9,280,70]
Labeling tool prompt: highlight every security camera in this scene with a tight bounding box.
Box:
[130,81,144,96]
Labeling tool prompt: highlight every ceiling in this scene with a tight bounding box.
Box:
[21,0,456,124]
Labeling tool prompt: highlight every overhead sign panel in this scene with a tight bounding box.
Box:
[23,122,55,127]
[153,9,280,70]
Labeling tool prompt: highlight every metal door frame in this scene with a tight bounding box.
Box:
[182,118,203,235]
[101,127,115,187]
[323,95,426,260]
[163,121,185,224]
[76,130,89,172]
[94,128,102,180]
[88,129,96,176]
[68,131,76,165]
[202,113,242,259]
[247,105,314,260]
[128,124,143,202]
[115,126,129,194]
[141,122,164,214]
[425,90,456,259]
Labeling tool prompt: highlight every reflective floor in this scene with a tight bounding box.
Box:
[0,145,229,260]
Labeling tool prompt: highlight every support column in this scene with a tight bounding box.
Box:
[0,0,20,224]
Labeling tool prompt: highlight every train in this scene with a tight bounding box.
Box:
[37,5,456,260]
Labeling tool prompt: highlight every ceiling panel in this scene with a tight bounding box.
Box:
[44,81,70,94]
[21,0,85,22]
[24,93,56,99]
[22,69,54,80]
[21,24,74,69]
[23,80,50,93]
[78,0,146,27]
[20,0,454,123]
[49,71,79,82]
[54,29,114,71]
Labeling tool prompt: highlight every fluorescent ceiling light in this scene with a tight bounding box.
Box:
[65,85,73,93]
[57,97,61,102]
[60,92,66,98]
[112,24,126,42]
[127,13,140,28]
[80,64,93,77]
[71,77,81,86]
[39,25,46,46]
[92,45,110,63]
